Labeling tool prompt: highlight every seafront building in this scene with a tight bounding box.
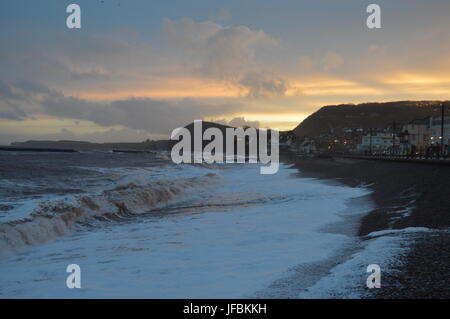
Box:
[357,132,400,153]
[289,113,449,155]
[429,116,450,146]
[401,117,430,149]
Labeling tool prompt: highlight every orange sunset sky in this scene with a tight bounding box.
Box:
[1,0,450,143]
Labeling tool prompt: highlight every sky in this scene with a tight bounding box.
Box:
[1,0,450,144]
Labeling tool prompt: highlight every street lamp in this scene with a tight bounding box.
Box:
[392,121,396,156]
[435,102,450,157]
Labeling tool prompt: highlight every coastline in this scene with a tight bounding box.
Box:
[282,153,450,298]
[0,160,374,298]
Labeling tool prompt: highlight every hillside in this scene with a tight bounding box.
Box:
[293,101,447,138]
[184,121,234,136]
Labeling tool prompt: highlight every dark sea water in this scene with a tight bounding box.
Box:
[0,150,373,298]
[0,151,172,220]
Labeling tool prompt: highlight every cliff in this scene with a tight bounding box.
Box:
[293,101,447,138]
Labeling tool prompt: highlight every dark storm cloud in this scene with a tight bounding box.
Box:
[0,80,242,134]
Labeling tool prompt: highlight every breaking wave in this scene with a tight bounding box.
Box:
[0,173,219,255]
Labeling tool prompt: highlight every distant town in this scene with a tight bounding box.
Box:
[282,101,450,159]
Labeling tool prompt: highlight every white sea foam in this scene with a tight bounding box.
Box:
[296,227,435,298]
[0,172,220,255]
[0,163,374,298]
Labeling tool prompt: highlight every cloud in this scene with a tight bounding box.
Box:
[238,72,291,98]
[162,18,292,97]
[322,52,344,71]
[367,44,387,57]
[163,18,277,78]
[296,52,345,75]
[0,80,44,120]
[208,8,232,23]
[4,13,450,144]
[0,20,292,100]
[228,117,260,128]
[214,117,260,128]
[0,80,242,135]
[298,56,314,70]
[0,29,163,95]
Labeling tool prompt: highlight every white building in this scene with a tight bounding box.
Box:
[402,117,430,149]
[291,138,316,154]
[357,132,400,153]
[429,116,450,146]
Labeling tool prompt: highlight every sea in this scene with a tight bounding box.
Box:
[0,150,381,298]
